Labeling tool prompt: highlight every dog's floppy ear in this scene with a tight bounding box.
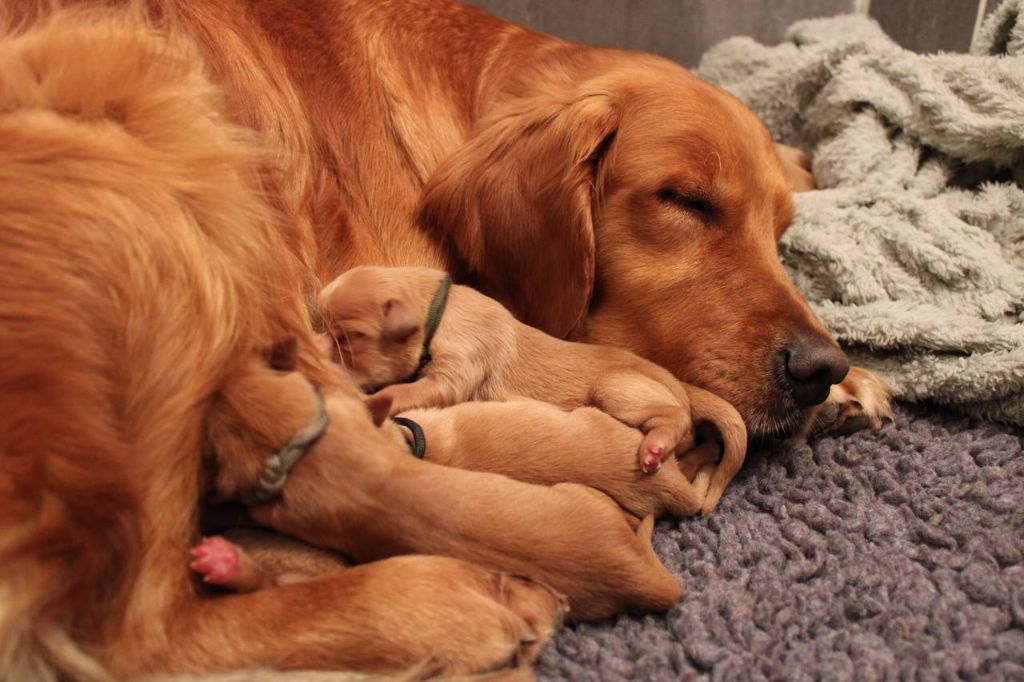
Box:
[418,92,618,338]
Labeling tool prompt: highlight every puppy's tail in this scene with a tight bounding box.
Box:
[687,386,748,515]
[632,515,682,611]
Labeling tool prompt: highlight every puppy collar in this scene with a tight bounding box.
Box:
[391,416,427,458]
[241,388,329,504]
[406,274,452,382]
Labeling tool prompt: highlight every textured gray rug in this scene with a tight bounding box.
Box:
[536,407,1024,681]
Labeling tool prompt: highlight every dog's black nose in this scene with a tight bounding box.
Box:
[782,337,849,407]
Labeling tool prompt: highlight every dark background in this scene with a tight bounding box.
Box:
[466,0,996,66]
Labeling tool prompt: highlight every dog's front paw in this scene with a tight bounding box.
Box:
[802,366,894,437]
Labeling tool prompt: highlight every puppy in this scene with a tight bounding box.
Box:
[318,265,747,512]
[389,397,744,517]
[190,529,348,592]
[206,341,682,620]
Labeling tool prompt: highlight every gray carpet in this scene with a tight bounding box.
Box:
[537,407,1024,681]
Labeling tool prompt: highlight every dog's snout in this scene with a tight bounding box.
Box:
[781,337,849,407]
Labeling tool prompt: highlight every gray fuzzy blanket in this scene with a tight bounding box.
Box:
[696,2,1024,425]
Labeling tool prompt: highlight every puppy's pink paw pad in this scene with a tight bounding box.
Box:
[190,536,242,585]
[640,439,666,473]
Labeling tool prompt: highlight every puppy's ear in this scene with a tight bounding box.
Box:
[381,298,420,342]
[264,336,298,371]
[419,91,618,338]
[364,393,394,427]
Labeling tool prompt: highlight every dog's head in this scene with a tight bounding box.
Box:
[419,52,847,436]
[316,266,441,391]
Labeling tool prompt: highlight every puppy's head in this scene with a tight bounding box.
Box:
[419,51,847,436]
[316,266,443,390]
[207,337,322,501]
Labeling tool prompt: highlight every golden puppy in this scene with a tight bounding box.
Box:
[391,399,747,517]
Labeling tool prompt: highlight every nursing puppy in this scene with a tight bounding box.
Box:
[318,265,747,510]
[392,398,743,517]
[206,343,682,620]
[190,529,348,592]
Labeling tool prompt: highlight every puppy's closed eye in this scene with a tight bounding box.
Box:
[334,328,370,354]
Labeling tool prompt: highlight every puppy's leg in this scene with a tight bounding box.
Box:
[801,366,894,437]
[589,372,693,473]
[189,536,272,592]
[637,457,710,517]
[223,528,349,586]
[375,375,467,414]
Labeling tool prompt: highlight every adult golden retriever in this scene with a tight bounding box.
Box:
[0,0,892,678]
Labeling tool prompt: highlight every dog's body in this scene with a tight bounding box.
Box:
[320,265,747,512]
[1,0,890,677]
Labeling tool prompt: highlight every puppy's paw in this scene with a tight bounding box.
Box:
[639,419,695,474]
[693,464,717,512]
[190,536,265,592]
[676,440,722,483]
[802,366,893,437]
[638,433,668,473]
[490,573,568,664]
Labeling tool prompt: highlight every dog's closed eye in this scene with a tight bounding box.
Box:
[656,188,717,224]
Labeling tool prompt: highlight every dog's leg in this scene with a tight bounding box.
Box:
[115,555,564,676]
[801,366,894,437]
[588,371,694,473]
